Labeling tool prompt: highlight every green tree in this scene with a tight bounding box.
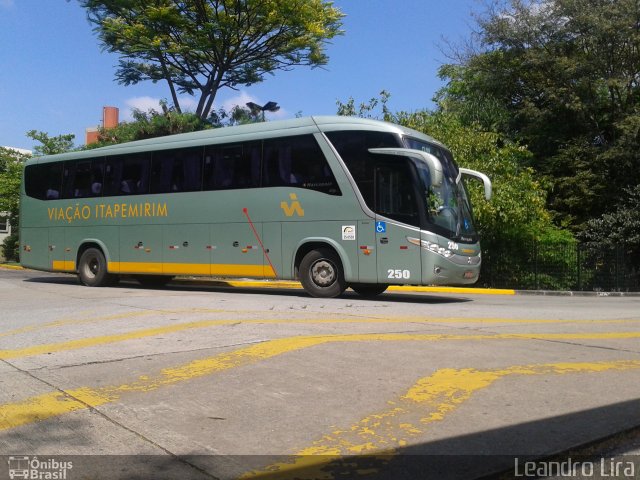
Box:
[26,130,75,156]
[336,90,394,121]
[0,147,30,261]
[79,0,344,119]
[394,110,563,243]
[437,0,640,231]
[337,93,576,288]
[337,92,562,243]
[582,185,640,248]
[89,102,212,147]
[87,101,259,147]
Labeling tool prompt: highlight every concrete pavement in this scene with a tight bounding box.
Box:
[0,268,638,479]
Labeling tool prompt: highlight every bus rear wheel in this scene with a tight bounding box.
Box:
[299,248,346,298]
[78,248,116,287]
[350,283,388,297]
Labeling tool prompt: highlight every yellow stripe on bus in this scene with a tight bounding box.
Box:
[107,262,276,278]
[51,261,75,272]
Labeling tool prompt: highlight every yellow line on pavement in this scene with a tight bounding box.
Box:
[1,332,640,432]
[240,359,640,479]
[2,311,639,359]
[2,327,640,361]
[0,308,245,339]
[0,319,237,360]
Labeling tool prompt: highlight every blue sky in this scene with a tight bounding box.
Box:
[0,0,478,151]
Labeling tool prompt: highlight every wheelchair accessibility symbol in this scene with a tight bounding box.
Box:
[375,221,386,233]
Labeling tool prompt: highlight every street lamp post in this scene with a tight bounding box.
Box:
[246,101,280,122]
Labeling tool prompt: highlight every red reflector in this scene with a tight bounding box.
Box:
[400,245,408,250]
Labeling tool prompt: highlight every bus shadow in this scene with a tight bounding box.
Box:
[23,275,471,305]
[137,279,472,304]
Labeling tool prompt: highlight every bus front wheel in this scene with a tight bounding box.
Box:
[78,248,116,287]
[299,248,346,298]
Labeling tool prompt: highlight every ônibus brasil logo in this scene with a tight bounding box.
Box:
[7,456,73,479]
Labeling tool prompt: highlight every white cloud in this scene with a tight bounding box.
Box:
[122,96,199,121]
[122,92,289,121]
[124,96,162,116]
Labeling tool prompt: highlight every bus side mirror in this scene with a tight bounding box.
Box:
[459,168,492,201]
[368,148,443,187]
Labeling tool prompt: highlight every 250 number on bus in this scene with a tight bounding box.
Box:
[387,269,411,279]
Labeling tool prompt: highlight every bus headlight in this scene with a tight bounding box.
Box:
[406,237,452,258]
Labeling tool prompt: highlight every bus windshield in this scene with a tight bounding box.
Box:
[404,137,478,243]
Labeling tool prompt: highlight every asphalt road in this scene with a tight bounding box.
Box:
[0,268,639,480]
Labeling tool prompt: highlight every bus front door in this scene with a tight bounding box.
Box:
[375,218,421,284]
[374,163,422,284]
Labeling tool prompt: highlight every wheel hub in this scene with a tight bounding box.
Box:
[311,260,335,287]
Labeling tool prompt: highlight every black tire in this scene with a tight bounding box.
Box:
[351,283,388,297]
[135,275,174,287]
[299,248,347,298]
[78,248,116,287]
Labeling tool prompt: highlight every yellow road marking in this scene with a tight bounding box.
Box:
[0,308,246,339]
[0,319,235,360]
[1,328,640,361]
[240,360,640,479]
[1,333,640,431]
[2,310,638,342]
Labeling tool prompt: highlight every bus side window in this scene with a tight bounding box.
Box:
[61,161,78,199]
[151,147,203,194]
[263,135,340,195]
[104,153,150,196]
[203,143,259,190]
[204,146,235,190]
[326,130,401,204]
[25,163,63,200]
[232,142,260,189]
[90,159,105,196]
[63,160,97,199]
[180,147,203,192]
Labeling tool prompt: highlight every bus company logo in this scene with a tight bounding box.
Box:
[341,225,356,241]
[280,193,304,217]
[47,201,168,224]
[7,456,73,479]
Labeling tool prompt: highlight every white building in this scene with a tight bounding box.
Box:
[1,146,32,260]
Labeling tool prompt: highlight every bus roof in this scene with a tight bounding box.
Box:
[26,116,446,165]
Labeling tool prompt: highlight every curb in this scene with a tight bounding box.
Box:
[173,278,515,296]
[0,264,24,270]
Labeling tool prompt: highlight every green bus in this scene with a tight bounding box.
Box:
[19,116,491,298]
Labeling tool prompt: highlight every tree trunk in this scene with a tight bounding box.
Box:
[159,56,182,113]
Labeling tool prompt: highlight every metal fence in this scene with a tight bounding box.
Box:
[479,240,640,292]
